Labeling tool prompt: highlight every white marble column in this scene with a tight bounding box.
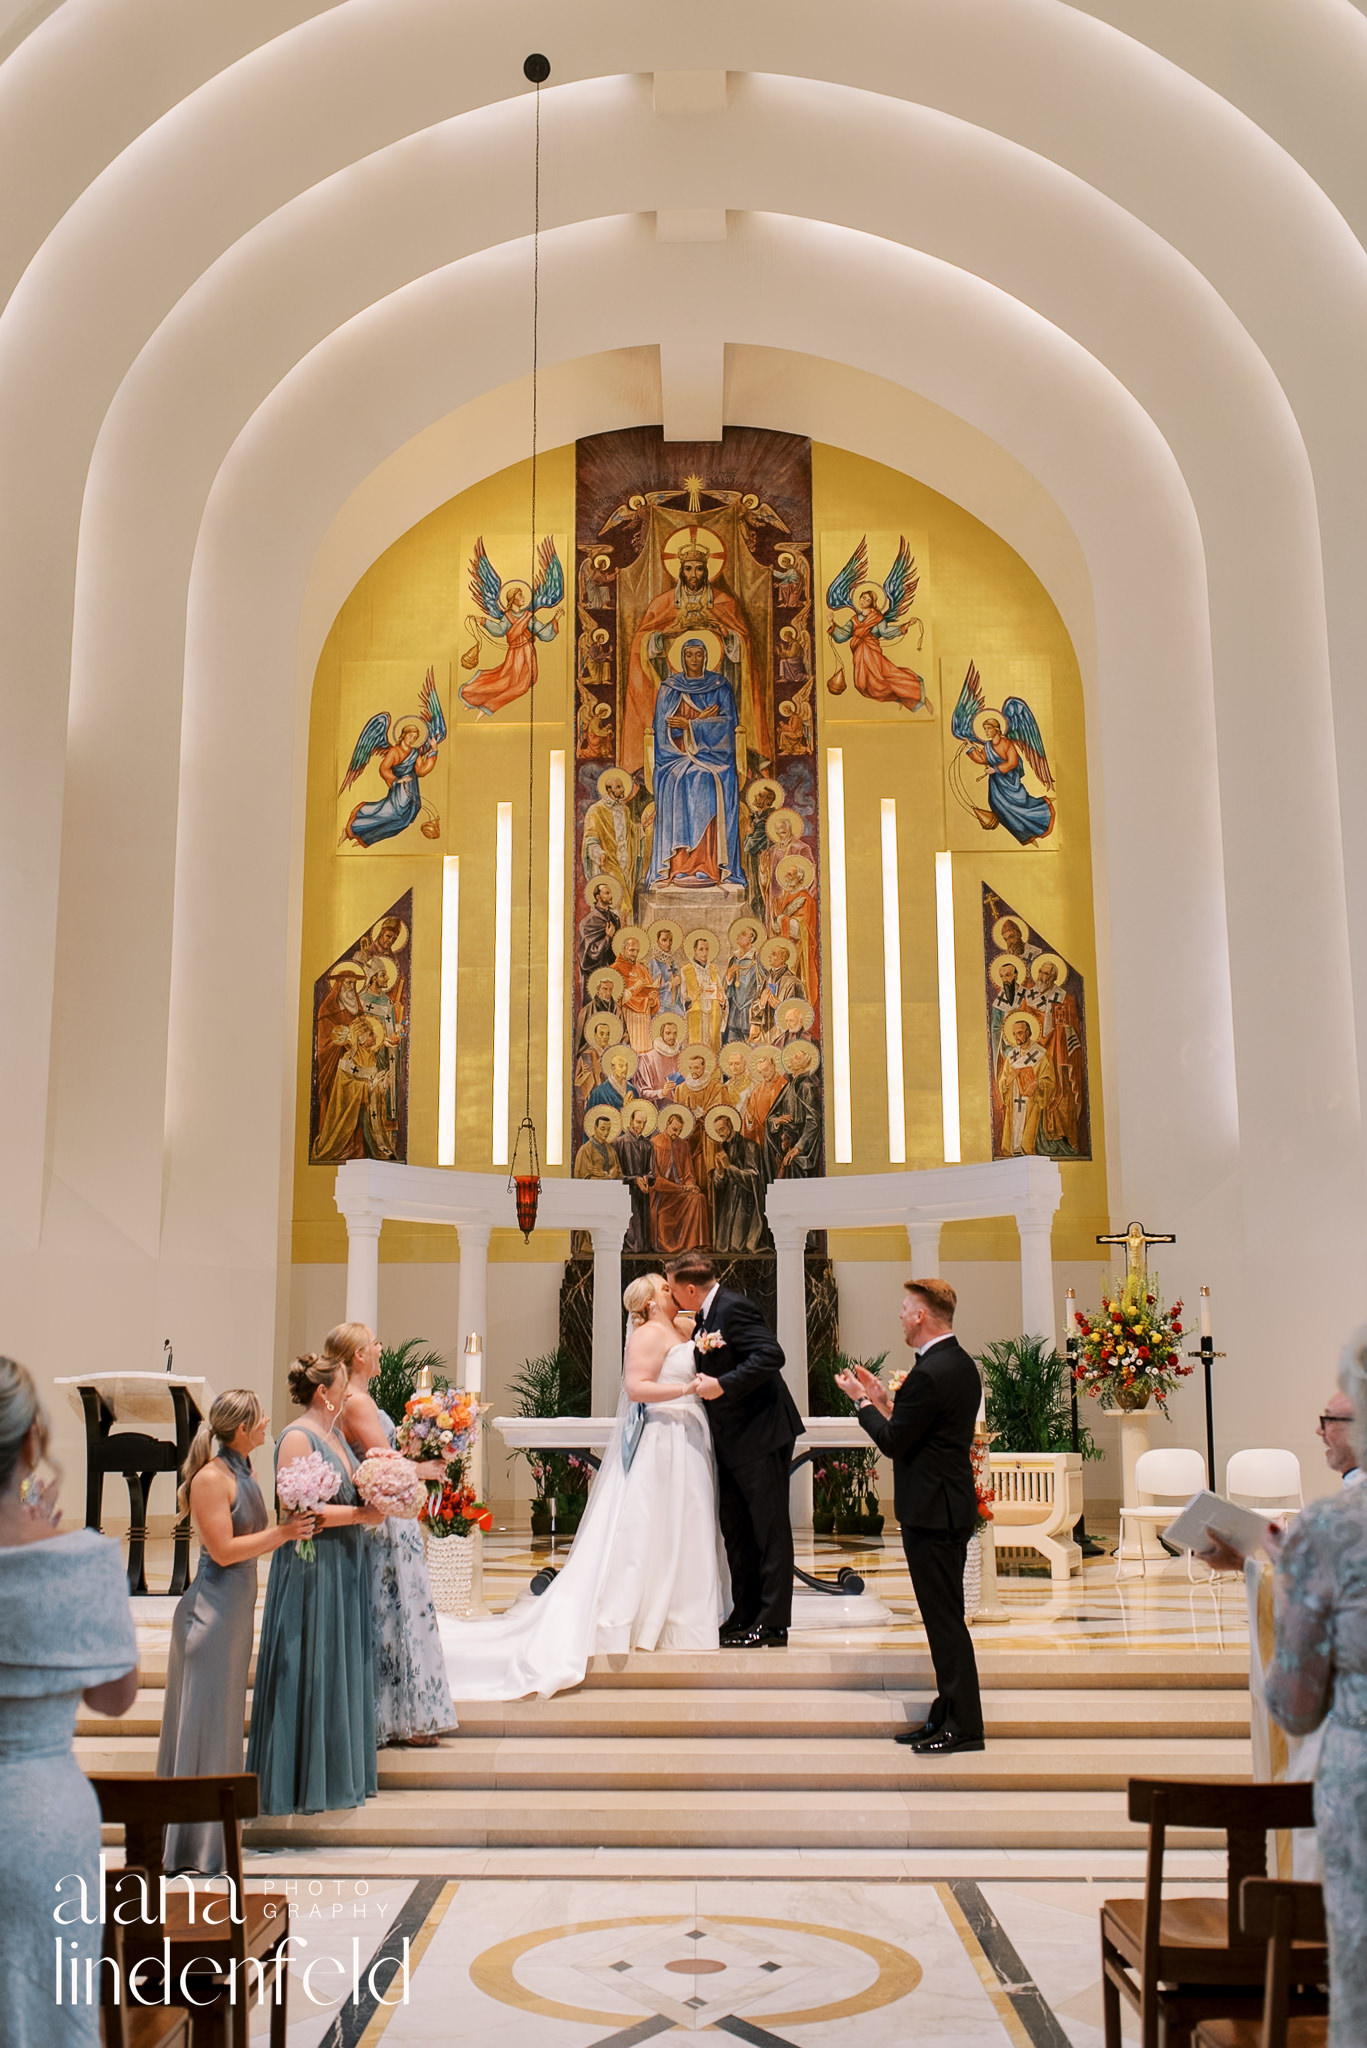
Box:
[906,1219,942,1277]
[1017,1212,1058,1351]
[770,1220,812,1530]
[588,1224,626,1415]
[343,1214,382,1329]
[455,1222,491,1362]
[770,1220,809,1415]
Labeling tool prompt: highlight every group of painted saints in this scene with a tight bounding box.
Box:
[310,913,410,1163]
[986,914,1086,1159]
[571,892,822,1255]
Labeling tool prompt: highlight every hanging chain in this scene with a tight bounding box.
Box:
[523,71,541,1131]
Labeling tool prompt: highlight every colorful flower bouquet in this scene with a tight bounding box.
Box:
[353,1450,425,1519]
[1073,1288,1192,1414]
[969,1432,995,1535]
[394,1385,479,1467]
[419,1472,493,1540]
[275,1450,341,1560]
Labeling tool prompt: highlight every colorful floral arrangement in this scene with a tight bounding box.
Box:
[969,1432,995,1535]
[275,1450,342,1560]
[1073,1288,1192,1413]
[419,1472,493,1540]
[394,1385,479,1467]
[353,1450,425,1519]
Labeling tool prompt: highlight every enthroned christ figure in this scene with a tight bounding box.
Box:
[645,639,745,891]
[622,536,763,771]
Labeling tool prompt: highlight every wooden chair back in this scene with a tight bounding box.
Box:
[1239,1879,1327,2048]
[90,1773,257,1941]
[1127,1779,1316,1951]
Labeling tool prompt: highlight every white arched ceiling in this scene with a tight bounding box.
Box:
[2,1,1366,1444]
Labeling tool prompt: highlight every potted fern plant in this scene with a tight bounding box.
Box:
[372,1338,446,1427]
[979,1335,1101,1460]
[507,1348,593,1540]
[807,1350,888,1536]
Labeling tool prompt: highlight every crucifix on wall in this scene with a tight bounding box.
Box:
[1096,1219,1176,1298]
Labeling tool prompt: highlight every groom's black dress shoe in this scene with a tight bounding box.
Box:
[727,1626,788,1648]
[894,1721,944,1746]
[909,1729,986,1755]
[719,1622,756,1647]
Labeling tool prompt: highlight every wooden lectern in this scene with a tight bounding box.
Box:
[54,1373,215,1596]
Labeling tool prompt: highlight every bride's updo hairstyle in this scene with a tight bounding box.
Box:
[623,1274,666,1327]
[287,1353,345,1406]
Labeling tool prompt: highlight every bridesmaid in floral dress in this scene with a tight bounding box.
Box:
[330,1323,456,1746]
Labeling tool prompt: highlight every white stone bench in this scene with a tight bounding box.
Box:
[988,1451,1084,1581]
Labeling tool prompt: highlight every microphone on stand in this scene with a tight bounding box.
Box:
[163,1339,173,1374]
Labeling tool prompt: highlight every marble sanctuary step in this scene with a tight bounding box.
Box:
[238,1787,1226,1853]
[98,1551,1252,1851]
[78,1685,1249,1743]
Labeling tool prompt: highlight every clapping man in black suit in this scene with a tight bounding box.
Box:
[666,1250,802,1648]
[837,1278,985,1753]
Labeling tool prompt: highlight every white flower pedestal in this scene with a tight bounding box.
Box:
[424,1533,475,1615]
[963,1533,983,1620]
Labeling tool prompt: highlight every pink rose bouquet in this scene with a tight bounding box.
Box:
[353,1450,424,1519]
[275,1449,341,1561]
[694,1330,725,1356]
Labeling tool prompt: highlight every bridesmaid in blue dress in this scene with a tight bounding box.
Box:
[245,1354,386,1815]
[330,1323,456,1745]
[157,1388,314,1871]
[0,1357,138,2048]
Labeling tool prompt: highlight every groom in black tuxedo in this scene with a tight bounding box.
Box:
[665,1250,802,1648]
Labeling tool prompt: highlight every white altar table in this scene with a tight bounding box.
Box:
[489,1415,893,1627]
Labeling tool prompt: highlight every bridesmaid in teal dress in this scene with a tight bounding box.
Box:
[245,1354,386,1815]
[158,1388,314,1870]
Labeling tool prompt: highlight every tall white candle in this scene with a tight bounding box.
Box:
[1200,1287,1212,1340]
[1066,1287,1078,1337]
[464,1334,483,1395]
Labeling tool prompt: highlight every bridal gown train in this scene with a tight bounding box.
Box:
[440,1342,729,1700]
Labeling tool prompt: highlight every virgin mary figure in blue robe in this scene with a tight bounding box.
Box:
[645,640,744,890]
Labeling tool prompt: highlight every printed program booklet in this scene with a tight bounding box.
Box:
[1163,1488,1275,1557]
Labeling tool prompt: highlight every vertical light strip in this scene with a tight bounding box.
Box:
[491,802,513,1165]
[880,799,906,1164]
[437,855,460,1166]
[935,850,961,1163]
[825,748,853,1162]
[544,750,566,1165]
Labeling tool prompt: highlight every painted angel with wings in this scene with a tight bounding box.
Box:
[339,668,447,848]
[824,536,930,712]
[458,535,564,717]
[949,661,1056,844]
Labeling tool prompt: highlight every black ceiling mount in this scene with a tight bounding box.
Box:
[523,53,551,84]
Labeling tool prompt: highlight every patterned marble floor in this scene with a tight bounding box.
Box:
[196,1868,1221,2046]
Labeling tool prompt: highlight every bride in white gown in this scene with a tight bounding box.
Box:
[439,1273,729,1700]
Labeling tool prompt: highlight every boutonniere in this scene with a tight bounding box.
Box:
[694,1330,726,1355]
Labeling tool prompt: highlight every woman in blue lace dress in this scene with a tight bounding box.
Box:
[0,1357,138,2048]
[1265,1327,1367,2048]
[331,1323,455,1746]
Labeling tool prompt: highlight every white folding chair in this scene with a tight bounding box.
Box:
[1225,1447,1304,1521]
[1116,1446,1209,1580]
